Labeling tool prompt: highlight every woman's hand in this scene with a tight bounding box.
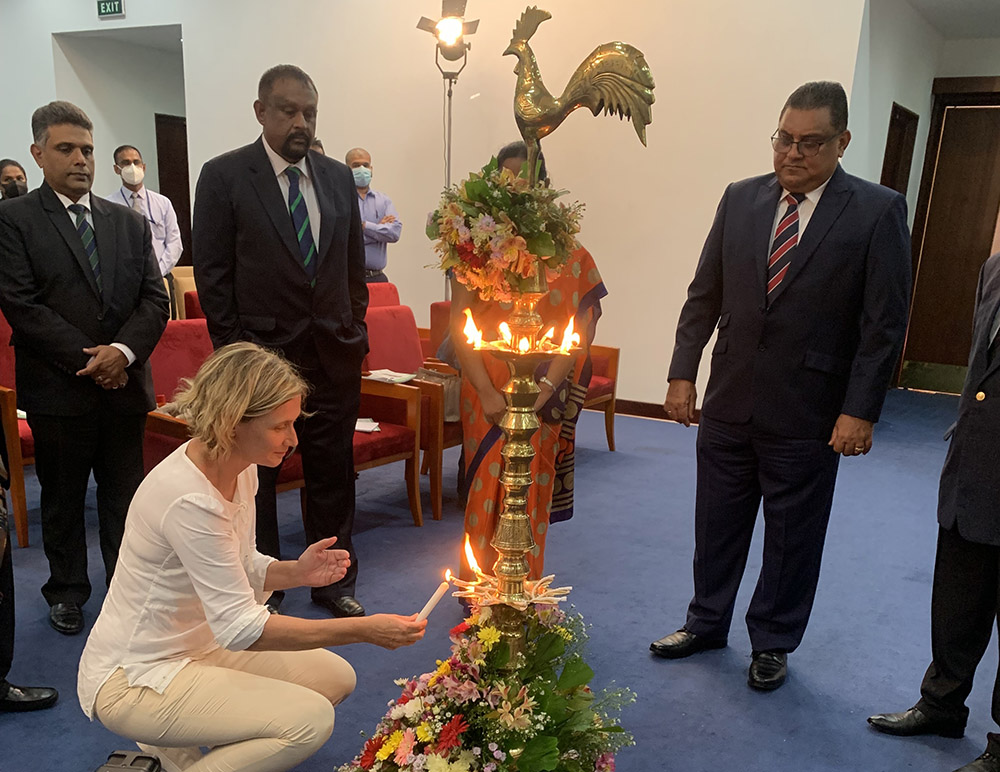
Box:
[533,381,555,413]
[479,386,507,425]
[294,537,351,588]
[364,614,427,649]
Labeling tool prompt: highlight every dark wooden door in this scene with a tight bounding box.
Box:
[901,94,1000,392]
[880,102,919,196]
[154,113,191,266]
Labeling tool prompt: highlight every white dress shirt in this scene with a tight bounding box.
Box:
[77,443,275,718]
[106,185,183,276]
[53,190,136,366]
[262,137,321,245]
[769,174,832,245]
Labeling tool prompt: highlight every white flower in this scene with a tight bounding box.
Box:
[402,697,425,720]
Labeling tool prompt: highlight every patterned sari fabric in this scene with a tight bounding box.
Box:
[459,247,606,581]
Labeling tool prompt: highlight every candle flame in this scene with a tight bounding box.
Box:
[543,327,555,341]
[463,534,483,575]
[518,337,530,353]
[498,322,513,346]
[445,568,452,581]
[558,316,580,353]
[462,308,483,349]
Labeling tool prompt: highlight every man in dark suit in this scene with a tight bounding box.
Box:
[650,82,911,690]
[193,65,368,618]
[0,102,169,635]
[0,420,59,711]
[868,252,1000,772]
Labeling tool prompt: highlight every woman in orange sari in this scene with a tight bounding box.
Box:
[451,143,607,582]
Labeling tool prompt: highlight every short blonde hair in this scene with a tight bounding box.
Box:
[173,343,308,458]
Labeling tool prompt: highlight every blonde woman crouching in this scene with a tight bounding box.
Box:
[77,343,425,772]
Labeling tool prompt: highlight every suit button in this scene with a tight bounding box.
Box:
[97,313,104,321]
[976,391,986,402]
[758,344,766,352]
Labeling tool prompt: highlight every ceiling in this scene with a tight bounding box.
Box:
[56,24,183,55]
[905,0,1000,39]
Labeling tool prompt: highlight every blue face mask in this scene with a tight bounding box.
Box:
[352,166,372,188]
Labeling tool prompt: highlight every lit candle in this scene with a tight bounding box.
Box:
[416,569,453,622]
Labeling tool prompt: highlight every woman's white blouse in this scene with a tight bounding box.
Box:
[77,442,276,718]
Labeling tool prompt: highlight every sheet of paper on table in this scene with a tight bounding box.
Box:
[355,418,381,433]
[364,369,416,384]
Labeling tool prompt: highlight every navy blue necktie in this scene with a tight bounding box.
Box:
[67,203,102,295]
[285,166,316,282]
[766,192,807,301]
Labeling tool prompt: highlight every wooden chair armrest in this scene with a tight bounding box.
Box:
[0,386,24,471]
[146,410,192,440]
[416,327,431,339]
[360,380,421,432]
[590,344,620,380]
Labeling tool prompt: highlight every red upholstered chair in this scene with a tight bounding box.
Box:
[584,344,620,451]
[0,311,33,547]
[364,304,461,522]
[366,282,401,308]
[429,301,451,356]
[183,291,205,320]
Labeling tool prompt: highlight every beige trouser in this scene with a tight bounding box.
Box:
[94,647,357,772]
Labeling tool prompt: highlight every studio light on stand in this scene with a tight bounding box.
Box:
[418,0,479,299]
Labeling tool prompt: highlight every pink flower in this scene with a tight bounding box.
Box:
[595,752,616,771]
[394,729,416,765]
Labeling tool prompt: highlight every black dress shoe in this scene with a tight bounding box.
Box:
[748,650,787,690]
[0,679,58,712]
[314,595,366,618]
[954,751,1000,772]
[867,706,965,738]
[649,629,727,659]
[49,602,83,635]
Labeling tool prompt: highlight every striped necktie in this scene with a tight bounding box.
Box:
[130,192,143,213]
[285,166,316,282]
[766,192,807,300]
[67,203,102,294]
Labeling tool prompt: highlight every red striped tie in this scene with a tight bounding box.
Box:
[766,193,806,300]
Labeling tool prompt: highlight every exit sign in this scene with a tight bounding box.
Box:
[97,0,124,18]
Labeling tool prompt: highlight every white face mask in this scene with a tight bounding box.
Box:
[120,163,145,186]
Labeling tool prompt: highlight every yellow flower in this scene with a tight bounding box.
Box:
[416,722,435,743]
[377,730,403,761]
[437,659,452,676]
[554,625,574,641]
[425,755,451,772]
[477,626,501,651]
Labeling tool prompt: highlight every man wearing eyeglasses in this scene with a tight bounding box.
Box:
[651,81,911,691]
[107,145,183,277]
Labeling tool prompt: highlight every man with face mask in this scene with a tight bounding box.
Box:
[0,160,28,200]
[193,64,368,619]
[106,145,183,277]
[346,147,401,283]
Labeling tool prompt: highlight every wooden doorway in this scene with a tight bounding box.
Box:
[155,113,191,266]
[880,102,919,196]
[900,78,1000,393]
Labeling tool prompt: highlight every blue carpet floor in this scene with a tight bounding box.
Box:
[4,389,991,771]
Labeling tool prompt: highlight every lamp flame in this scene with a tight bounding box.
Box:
[543,327,555,341]
[518,337,530,353]
[498,322,513,346]
[463,534,483,575]
[463,308,483,349]
[445,568,452,581]
[559,316,581,353]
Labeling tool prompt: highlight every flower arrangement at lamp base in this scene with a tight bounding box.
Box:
[338,602,634,772]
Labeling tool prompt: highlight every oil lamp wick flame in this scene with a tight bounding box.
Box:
[463,534,484,576]
[463,308,483,348]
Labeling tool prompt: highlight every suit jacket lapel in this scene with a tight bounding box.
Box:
[976,284,1000,383]
[39,183,102,302]
[768,165,852,306]
[248,139,307,274]
[753,177,782,303]
[91,197,116,309]
[309,155,337,273]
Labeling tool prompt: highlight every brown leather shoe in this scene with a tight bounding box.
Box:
[649,629,727,659]
[867,706,965,738]
[748,650,787,690]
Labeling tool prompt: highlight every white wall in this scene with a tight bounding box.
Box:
[50,32,186,194]
[939,37,1000,76]
[845,0,943,218]
[0,0,867,404]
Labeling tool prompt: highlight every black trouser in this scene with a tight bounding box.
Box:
[917,526,1000,743]
[27,410,146,607]
[255,361,361,602]
[684,416,841,653]
[1,509,13,682]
